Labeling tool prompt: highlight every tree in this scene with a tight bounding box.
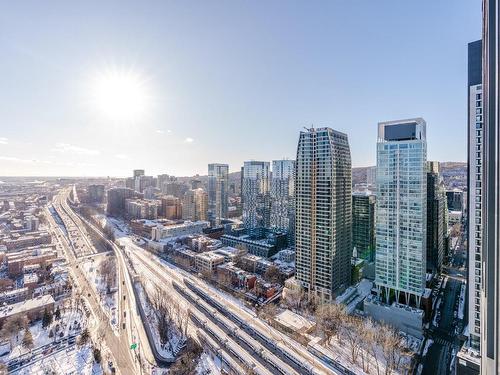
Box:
[341,315,363,364]
[78,328,90,346]
[42,308,53,329]
[99,257,117,292]
[54,307,61,320]
[22,329,34,350]
[263,265,281,283]
[93,347,102,363]
[315,303,346,344]
[0,315,28,348]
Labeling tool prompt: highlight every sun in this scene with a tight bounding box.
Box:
[89,68,150,122]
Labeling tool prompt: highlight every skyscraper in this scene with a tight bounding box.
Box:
[481,1,500,372]
[352,192,376,262]
[182,188,208,222]
[270,159,295,243]
[467,39,484,352]
[426,161,447,274]
[295,128,352,300]
[207,163,229,226]
[375,118,427,306]
[242,161,270,237]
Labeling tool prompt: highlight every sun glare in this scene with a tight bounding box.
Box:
[89,68,150,122]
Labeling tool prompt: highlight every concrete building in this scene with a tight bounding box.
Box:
[295,127,352,300]
[480,2,500,372]
[0,295,55,325]
[242,161,271,237]
[125,199,159,220]
[352,192,376,262]
[465,38,484,360]
[427,161,448,274]
[107,188,140,216]
[208,163,229,226]
[195,252,225,275]
[161,195,182,220]
[375,118,427,307]
[270,159,295,244]
[151,221,209,241]
[88,184,105,203]
[446,189,465,213]
[182,188,208,222]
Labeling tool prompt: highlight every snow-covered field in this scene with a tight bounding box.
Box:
[81,256,118,328]
[15,345,102,375]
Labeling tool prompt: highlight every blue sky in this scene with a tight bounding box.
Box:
[0,1,481,176]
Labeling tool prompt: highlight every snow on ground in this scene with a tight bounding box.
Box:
[135,282,183,360]
[81,256,118,328]
[196,352,223,374]
[16,344,102,375]
[6,309,84,361]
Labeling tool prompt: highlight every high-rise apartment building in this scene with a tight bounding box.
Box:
[295,128,352,300]
[352,192,376,262]
[133,169,145,178]
[107,188,140,216]
[375,118,427,307]
[426,161,447,274]
[183,188,208,222]
[208,163,229,226]
[242,161,271,237]
[480,1,500,372]
[467,39,484,352]
[270,159,295,243]
[161,195,182,220]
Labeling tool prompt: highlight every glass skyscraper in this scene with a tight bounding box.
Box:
[375,118,427,307]
[207,163,229,226]
[352,192,376,262]
[270,159,295,243]
[295,127,352,301]
[242,161,270,236]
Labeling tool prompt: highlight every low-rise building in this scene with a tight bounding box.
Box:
[152,221,209,241]
[0,295,55,325]
[195,252,225,275]
[0,288,30,306]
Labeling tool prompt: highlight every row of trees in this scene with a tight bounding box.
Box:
[315,304,413,375]
[99,257,117,292]
[150,284,189,352]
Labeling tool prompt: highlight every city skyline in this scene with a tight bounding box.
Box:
[0,1,481,177]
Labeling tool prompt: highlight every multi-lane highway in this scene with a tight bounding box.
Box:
[49,189,147,375]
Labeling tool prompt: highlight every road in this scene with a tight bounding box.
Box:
[48,189,146,375]
[421,234,466,375]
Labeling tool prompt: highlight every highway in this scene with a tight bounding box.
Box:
[49,189,146,375]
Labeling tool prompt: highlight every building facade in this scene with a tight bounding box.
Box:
[375,118,427,307]
[183,188,208,222]
[426,161,447,274]
[352,192,376,262]
[270,159,295,243]
[208,163,229,226]
[242,161,271,237]
[295,127,352,300]
[481,1,500,373]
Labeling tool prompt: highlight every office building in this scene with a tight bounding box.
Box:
[366,166,377,186]
[270,159,295,243]
[375,118,427,307]
[352,192,376,262]
[295,127,352,300]
[183,188,208,222]
[242,161,271,237]
[133,169,145,178]
[208,163,229,226]
[88,184,105,203]
[480,2,500,372]
[447,189,465,213]
[426,161,447,274]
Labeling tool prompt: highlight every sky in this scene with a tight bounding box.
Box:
[0,1,482,177]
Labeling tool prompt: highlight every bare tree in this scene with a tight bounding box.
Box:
[315,303,346,345]
[0,315,28,348]
[99,257,117,292]
[263,265,281,283]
